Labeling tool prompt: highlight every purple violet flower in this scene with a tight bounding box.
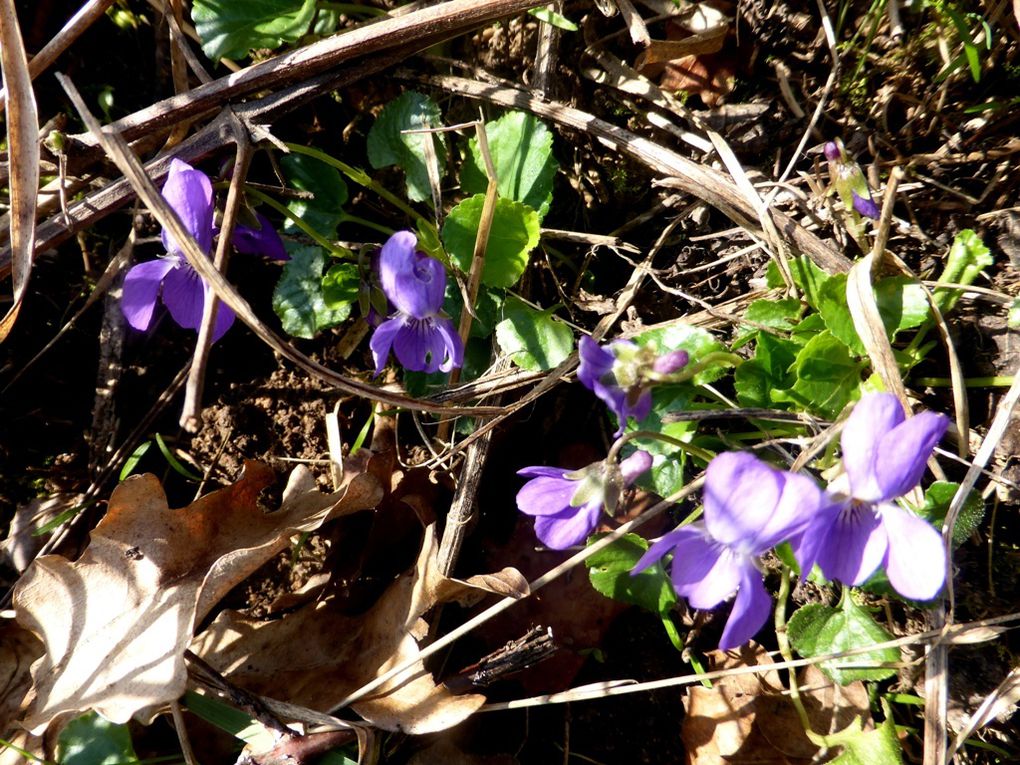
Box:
[516,450,653,550]
[792,393,950,601]
[369,231,463,374]
[577,336,689,436]
[121,158,287,342]
[824,139,880,220]
[633,452,823,649]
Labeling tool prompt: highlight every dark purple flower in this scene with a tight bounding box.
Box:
[369,231,463,374]
[517,450,652,550]
[634,452,823,649]
[121,158,286,342]
[792,393,949,600]
[824,138,880,221]
[231,213,289,261]
[577,337,689,436]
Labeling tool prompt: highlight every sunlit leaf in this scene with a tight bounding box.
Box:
[443,195,540,288]
[273,246,351,338]
[367,91,445,204]
[191,0,316,60]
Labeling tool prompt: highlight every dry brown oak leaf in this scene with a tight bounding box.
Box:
[13,459,382,733]
[193,524,528,734]
[682,643,872,764]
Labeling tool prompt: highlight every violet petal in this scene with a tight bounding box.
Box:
[378,231,446,319]
[160,262,206,330]
[841,393,904,503]
[852,191,880,220]
[577,336,614,392]
[533,500,602,549]
[392,318,443,373]
[209,300,236,343]
[160,158,215,256]
[620,450,653,484]
[673,540,740,610]
[518,466,572,480]
[718,567,772,650]
[516,475,578,517]
[702,452,784,549]
[880,502,946,600]
[369,316,404,375]
[873,411,949,501]
[433,316,464,372]
[753,470,824,552]
[631,527,691,575]
[231,213,288,261]
[121,258,176,331]
[813,501,887,586]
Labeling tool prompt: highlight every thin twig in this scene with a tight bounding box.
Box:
[331,476,706,712]
[180,112,253,431]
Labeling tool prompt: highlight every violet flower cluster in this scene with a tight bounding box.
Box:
[370,231,463,375]
[515,391,950,650]
[578,336,689,435]
[824,139,880,220]
[633,393,949,648]
[121,158,287,342]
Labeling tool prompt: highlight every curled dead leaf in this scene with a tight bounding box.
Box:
[682,645,872,764]
[13,459,380,732]
[193,525,527,734]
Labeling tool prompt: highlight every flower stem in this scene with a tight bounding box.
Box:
[282,143,439,246]
[242,185,349,258]
[774,566,828,749]
[665,351,743,383]
[606,429,715,466]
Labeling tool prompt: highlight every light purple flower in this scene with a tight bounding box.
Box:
[121,159,287,342]
[824,139,880,220]
[369,231,463,374]
[634,452,823,649]
[793,393,950,601]
[577,337,689,436]
[516,450,653,550]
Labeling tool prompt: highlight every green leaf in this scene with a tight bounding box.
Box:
[443,195,540,288]
[366,91,446,204]
[874,276,930,334]
[273,245,351,338]
[829,714,904,765]
[191,0,316,60]
[528,6,579,30]
[494,298,573,371]
[935,229,993,314]
[633,323,728,385]
[586,533,683,650]
[444,284,503,339]
[818,274,929,353]
[776,330,865,418]
[786,594,899,685]
[461,112,559,219]
[915,481,985,548]
[733,297,802,347]
[321,261,361,310]
[1008,298,1020,329]
[767,256,830,309]
[57,712,137,765]
[183,690,279,750]
[817,274,865,354]
[280,153,348,239]
[734,334,798,408]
